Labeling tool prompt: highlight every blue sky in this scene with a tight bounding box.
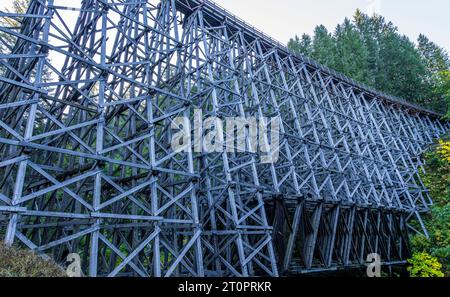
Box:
[213,0,450,52]
[2,0,449,52]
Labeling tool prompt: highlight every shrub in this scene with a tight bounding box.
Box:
[411,137,450,276]
[437,139,450,163]
[407,252,444,277]
[0,242,66,277]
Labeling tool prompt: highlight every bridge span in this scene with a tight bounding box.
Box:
[0,0,448,276]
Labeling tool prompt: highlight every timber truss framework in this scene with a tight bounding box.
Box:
[0,0,448,276]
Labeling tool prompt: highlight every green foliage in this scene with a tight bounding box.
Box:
[410,139,450,276]
[379,33,427,104]
[0,0,28,53]
[287,34,312,57]
[433,70,450,118]
[407,252,444,277]
[0,0,52,82]
[410,206,450,274]
[352,11,428,102]
[287,9,450,114]
[417,35,450,114]
[0,242,66,277]
[422,140,450,206]
[333,18,370,84]
[311,25,337,67]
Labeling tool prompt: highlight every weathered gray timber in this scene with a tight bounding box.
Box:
[0,0,448,276]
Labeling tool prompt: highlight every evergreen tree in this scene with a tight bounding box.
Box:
[417,34,450,113]
[0,0,28,54]
[311,25,337,68]
[333,18,370,84]
[288,9,450,114]
[288,34,312,56]
[418,34,450,74]
[0,0,52,82]
[377,31,427,103]
[353,9,386,86]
